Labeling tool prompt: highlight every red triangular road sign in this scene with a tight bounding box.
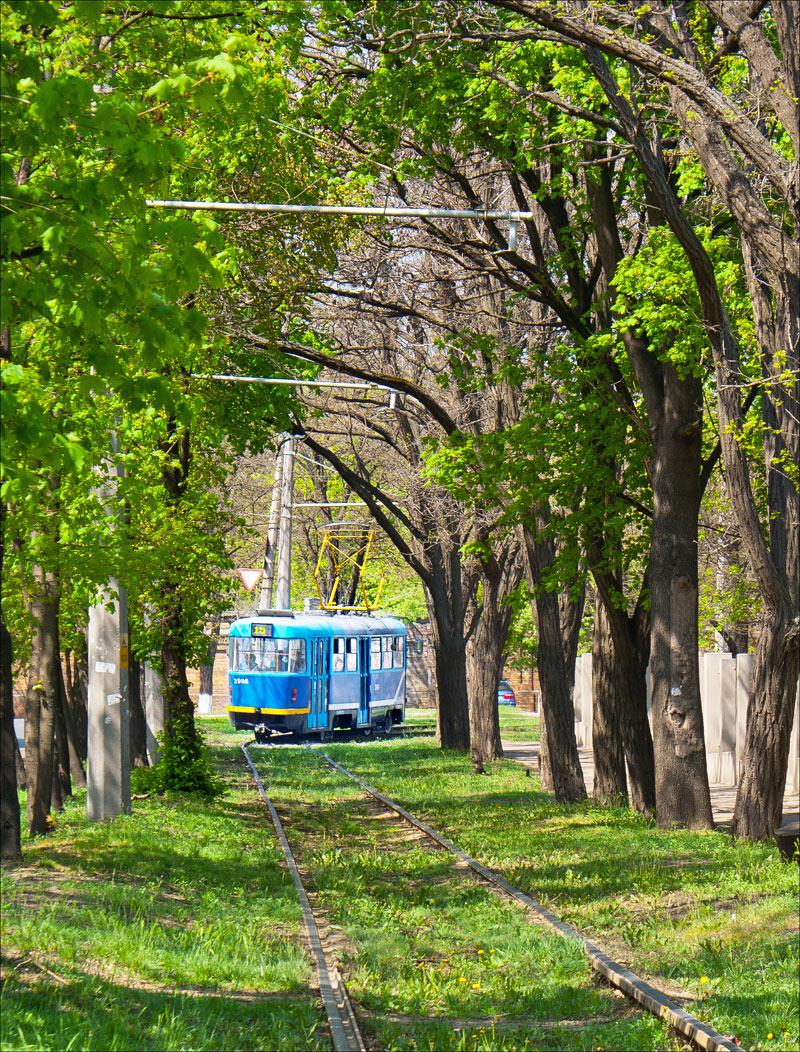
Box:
[237,568,263,593]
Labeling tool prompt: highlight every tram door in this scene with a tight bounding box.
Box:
[358,637,371,727]
[310,638,329,730]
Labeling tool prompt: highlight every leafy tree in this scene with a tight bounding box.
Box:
[484,0,798,840]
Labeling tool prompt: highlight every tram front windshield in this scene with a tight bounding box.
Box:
[231,637,306,673]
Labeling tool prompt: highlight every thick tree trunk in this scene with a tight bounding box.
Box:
[591,593,627,805]
[128,654,149,768]
[520,521,586,803]
[160,584,201,759]
[466,636,503,765]
[465,545,522,765]
[648,365,713,829]
[427,573,470,751]
[732,244,800,840]
[591,568,655,816]
[24,566,60,836]
[1,615,22,862]
[733,608,800,838]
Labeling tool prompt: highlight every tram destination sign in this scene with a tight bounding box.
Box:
[251,623,274,638]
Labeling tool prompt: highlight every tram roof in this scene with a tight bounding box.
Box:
[228,613,406,638]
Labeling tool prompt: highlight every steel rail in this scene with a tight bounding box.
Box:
[241,744,365,1052]
[316,751,741,1052]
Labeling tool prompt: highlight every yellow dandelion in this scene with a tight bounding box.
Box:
[477,949,484,954]
[458,976,467,982]
[700,976,708,984]
[767,1035,774,1041]
[471,982,480,989]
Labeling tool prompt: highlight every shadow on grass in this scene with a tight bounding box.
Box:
[1,962,327,1052]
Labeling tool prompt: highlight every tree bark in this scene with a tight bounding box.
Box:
[128,654,149,768]
[1,615,22,861]
[591,592,627,805]
[64,633,88,763]
[733,607,800,837]
[587,553,656,816]
[24,565,60,836]
[52,670,72,807]
[57,657,86,789]
[647,364,713,829]
[426,569,470,752]
[198,617,221,713]
[160,584,202,759]
[465,542,522,765]
[519,520,586,802]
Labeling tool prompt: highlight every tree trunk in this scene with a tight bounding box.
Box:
[64,633,88,763]
[519,521,586,803]
[52,674,72,807]
[57,658,86,788]
[128,654,149,768]
[160,583,202,761]
[648,365,713,829]
[590,567,655,816]
[465,543,522,765]
[24,566,60,836]
[198,618,221,714]
[591,593,627,805]
[427,577,470,751]
[1,615,22,861]
[733,607,800,838]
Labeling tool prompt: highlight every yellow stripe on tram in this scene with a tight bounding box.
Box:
[228,705,311,715]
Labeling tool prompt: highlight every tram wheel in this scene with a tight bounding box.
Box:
[379,713,393,736]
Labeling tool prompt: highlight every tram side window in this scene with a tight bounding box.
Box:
[393,635,404,668]
[346,638,358,671]
[382,635,393,669]
[232,639,256,671]
[232,637,306,672]
[370,637,382,670]
[332,638,345,673]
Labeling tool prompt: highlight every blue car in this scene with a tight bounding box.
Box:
[497,679,516,706]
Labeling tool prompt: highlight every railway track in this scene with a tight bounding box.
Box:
[242,742,740,1052]
[241,744,365,1052]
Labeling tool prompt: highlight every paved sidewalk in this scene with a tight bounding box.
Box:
[501,740,800,828]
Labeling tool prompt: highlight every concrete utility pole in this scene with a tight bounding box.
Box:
[87,568,131,819]
[275,437,295,610]
[86,409,131,820]
[143,661,164,765]
[257,440,284,614]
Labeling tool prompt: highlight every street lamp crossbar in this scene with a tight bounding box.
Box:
[146,200,534,221]
[199,373,387,390]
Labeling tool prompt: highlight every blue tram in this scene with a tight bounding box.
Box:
[227,613,407,741]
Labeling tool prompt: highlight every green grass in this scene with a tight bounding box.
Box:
[2,718,796,1052]
[1,732,327,1051]
[315,733,798,1052]
[251,741,674,1051]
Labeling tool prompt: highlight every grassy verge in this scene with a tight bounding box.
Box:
[251,741,675,1052]
[315,733,798,1052]
[1,728,326,1052]
[2,719,795,1052]
[401,706,540,744]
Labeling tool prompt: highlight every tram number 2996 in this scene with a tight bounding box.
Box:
[233,676,250,685]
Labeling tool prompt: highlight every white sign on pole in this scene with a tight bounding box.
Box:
[237,568,264,593]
